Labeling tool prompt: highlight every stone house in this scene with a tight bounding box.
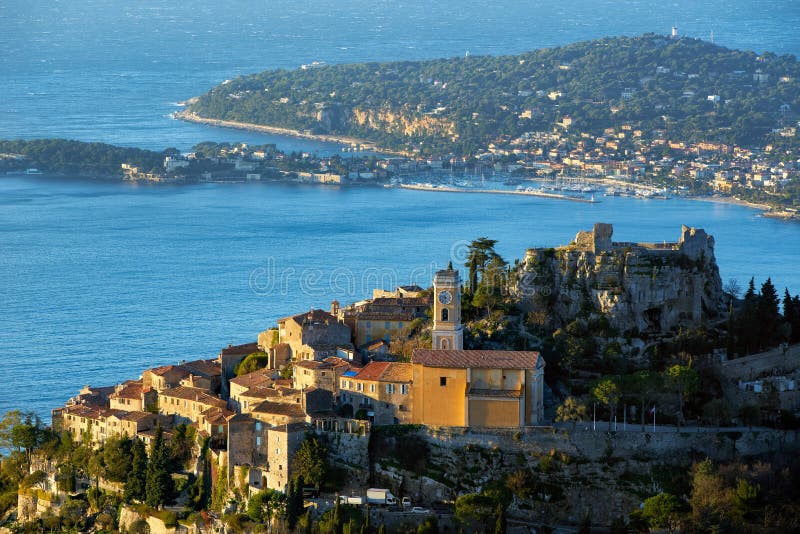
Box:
[410,350,545,428]
[53,405,157,445]
[338,362,412,424]
[109,380,157,412]
[292,356,357,393]
[157,386,228,426]
[250,400,307,427]
[276,309,351,362]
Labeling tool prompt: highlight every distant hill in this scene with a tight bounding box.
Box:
[186,34,800,154]
[0,139,168,176]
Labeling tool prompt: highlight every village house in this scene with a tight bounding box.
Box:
[157,386,230,428]
[53,404,158,445]
[338,361,412,424]
[274,309,351,362]
[292,356,357,393]
[108,380,157,412]
[410,350,545,428]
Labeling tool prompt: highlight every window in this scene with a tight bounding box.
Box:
[218,425,224,433]
[256,436,261,446]
[440,377,447,387]
[441,308,449,321]
[357,382,363,392]
[401,384,409,395]
[255,422,262,431]
[370,384,375,393]
[386,384,396,394]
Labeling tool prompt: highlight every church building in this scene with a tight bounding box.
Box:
[411,267,546,428]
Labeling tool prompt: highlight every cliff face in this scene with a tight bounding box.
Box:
[514,223,725,333]
[315,103,455,138]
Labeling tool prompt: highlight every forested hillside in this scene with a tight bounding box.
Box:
[187,34,800,154]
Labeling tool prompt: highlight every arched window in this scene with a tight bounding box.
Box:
[440,338,449,350]
[441,308,449,322]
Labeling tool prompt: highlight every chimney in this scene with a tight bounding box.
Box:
[331,300,340,316]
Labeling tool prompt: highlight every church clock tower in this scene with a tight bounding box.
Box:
[431,268,463,350]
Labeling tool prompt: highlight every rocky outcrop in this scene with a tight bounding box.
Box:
[514,223,725,333]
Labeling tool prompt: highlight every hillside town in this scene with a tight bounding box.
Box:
[116,125,800,218]
[4,224,800,533]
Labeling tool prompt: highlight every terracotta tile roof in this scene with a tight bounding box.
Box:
[354,362,412,383]
[182,359,222,377]
[219,342,259,357]
[251,400,306,418]
[159,386,227,409]
[147,365,190,378]
[201,407,235,424]
[356,311,414,321]
[381,362,413,382]
[279,309,338,326]
[412,350,543,370]
[110,380,148,400]
[354,362,391,381]
[229,368,273,389]
[274,378,293,388]
[468,388,523,398]
[113,411,157,422]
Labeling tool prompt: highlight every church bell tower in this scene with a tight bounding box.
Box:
[431,268,463,350]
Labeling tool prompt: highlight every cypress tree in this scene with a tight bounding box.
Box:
[145,424,174,508]
[125,437,147,502]
[758,278,781,348]
[286,479,299,531]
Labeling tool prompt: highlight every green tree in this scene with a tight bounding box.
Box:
[642,493,686,533]
[291,437,328,488]
[555,396,589,430]
[455,493,495,530]
[592,378,620,431]
[665,365,699,427]
[103,435,133,483]
[145,425,174,508]
[125,437,147,502]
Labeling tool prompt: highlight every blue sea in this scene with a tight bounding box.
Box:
[1,0,800,419]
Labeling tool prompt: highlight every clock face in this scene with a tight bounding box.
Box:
[438,290,452,305]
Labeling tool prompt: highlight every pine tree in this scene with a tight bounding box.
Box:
[758,278,781,348]
[145,424,174,509]
[125,437,147,502]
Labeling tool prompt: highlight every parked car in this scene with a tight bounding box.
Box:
[401,496,412,507]
[411,507,430,514]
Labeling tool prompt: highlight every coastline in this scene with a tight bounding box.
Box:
[393,183,600,203]
[686,195,799,221]
[173,109,404,156]
[685,194,771,211]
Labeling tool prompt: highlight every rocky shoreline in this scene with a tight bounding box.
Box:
[173,108,406,155]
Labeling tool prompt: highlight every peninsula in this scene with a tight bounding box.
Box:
[181,34,800,213]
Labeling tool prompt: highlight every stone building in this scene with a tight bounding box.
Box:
[53,405,157,445]
[411,350,545,428]
[276,309,352,362]
[338,361,413,424]
[109,380,157,412]
[292,356,357,393]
